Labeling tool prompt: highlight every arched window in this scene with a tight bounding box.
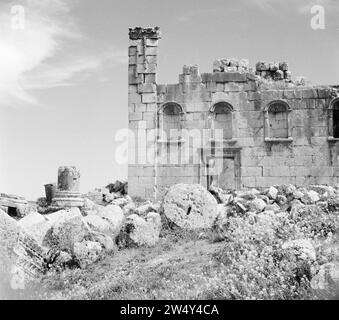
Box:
[329,98,339,139]
[158,102,184,141]
[264,100,292,141]
[210,102,234,141]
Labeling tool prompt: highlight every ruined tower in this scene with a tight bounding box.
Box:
[128,27,161,199]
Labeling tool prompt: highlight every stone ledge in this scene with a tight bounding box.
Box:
[265,137,293,143]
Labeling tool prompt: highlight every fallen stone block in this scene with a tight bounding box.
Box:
[282,239,316,261]
[311,263,339,294]
[117,212,161,247]
[87,205,125,237]
[247,198,266,212]
[162,184,218,229]
[74,241,103,268]
[301,190,320,205]
[42,208,92,254]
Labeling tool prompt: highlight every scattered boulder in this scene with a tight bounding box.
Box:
[282,239,316,261]
[0,209,46,287]
[276,195,288,206]
[236,189,259,201]
[18,211,52,245]
[265,186,278,200]
[84,215,111,235]
[42,208,91,254]
[162,184,218,229]
[74,241,102,268]
[265,203,280,213]
[93,205,125,237]
[248,198,266,212]
[301,190,320,205]
[117,212,162,247]
[311,263,339,293]
[135,201,160,217]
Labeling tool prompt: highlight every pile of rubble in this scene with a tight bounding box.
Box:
[213,58,250,74]
[255,61,291,81]
[1,181,338,295]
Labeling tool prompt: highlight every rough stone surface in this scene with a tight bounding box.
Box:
[162,184,218,229]
[84,215,111,235]
[42,208,91,253]
[311,263,339,292]
[301,191,320,205]
[117,212,161,247]
[0,209,46,287]
[74,241,102,268]
[248,198,266,212]
[265,186,278,200]
[282,239,316,261]
[91,205,125,237]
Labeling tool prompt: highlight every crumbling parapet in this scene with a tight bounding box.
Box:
[52,166,84,208]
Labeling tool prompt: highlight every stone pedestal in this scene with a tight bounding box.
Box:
[52,166,84,208]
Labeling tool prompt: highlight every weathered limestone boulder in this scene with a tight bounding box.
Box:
[18,211,53,245]
[290,199,305,215]
[117,212,162,247]
[293,189,304,200]
[247,198,266,212]
[162,184,218,229]
[91,233,116,252]
[0,209,46,288]
[82,198,96,214]
[264,203,280,213]
[123,201,136,216]
[264,186,278,200]
[111,196,133,209]
[236,189,260,201]
[42,208,91,254]
[74,241,102,268]
[310,185,335,196]
[276,195,288,206]
[84,215,111,235]
[301,190,320,205]
[257,194,269,204]
[89,205,124,237]
[277,184,296,196]
[135,201,160,217]
[282,239,316,261]
[311,263,339,293]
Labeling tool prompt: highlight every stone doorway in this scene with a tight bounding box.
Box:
[207,157,236,191]
[199,147,241,191]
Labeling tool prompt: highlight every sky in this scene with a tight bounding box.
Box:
[0,0,338,200]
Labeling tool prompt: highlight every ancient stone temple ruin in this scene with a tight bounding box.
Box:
[128,26,339,200]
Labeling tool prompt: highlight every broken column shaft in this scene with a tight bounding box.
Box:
[52,166,84,208]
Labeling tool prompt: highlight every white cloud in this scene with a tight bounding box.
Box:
[0,0,126,108]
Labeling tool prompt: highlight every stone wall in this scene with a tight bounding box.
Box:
[128,27,339,200]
